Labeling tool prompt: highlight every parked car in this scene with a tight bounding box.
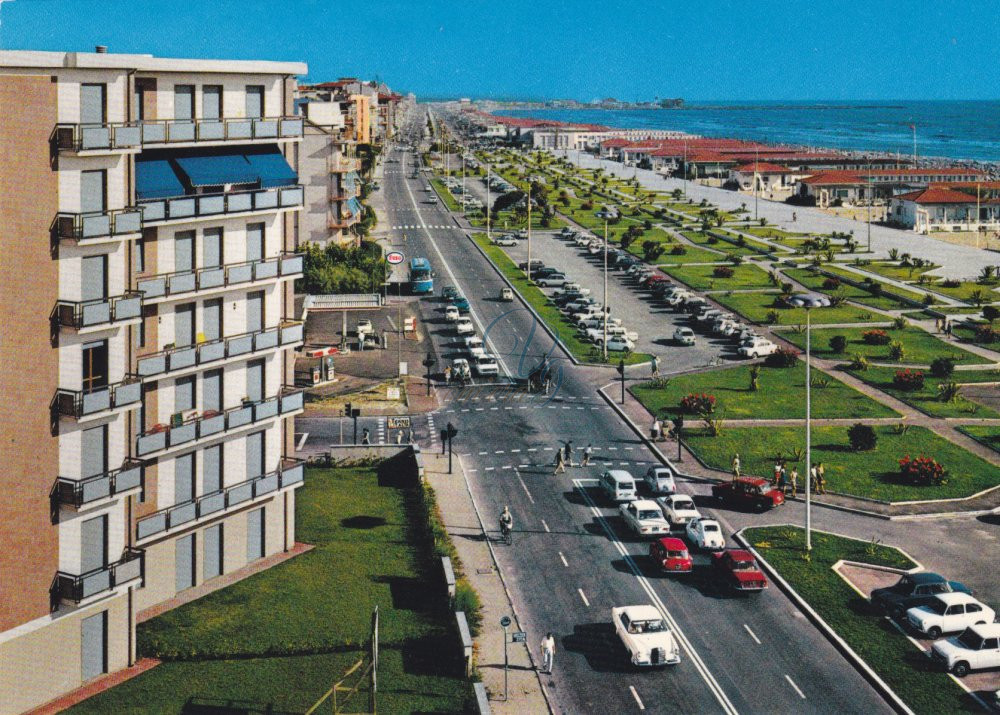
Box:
[442,286,460,301]
[450,295,470,312]
[738,338,778,359]
[695,308,724,325]
[712,477,785,512]
[712,549,768,592]
[649,537,693,574]
[685,518,726,551]
[499,287,514,301]
[455,317,475,335]
[579,316,622,331]
[555,282,590,298]
[600,470,637,502]
[713,318,738,336]
[682,297,709,314]
[606,336,635,352]
[612,605,681,667]
[619,499,672,537]
[494,235,518,247]
[444,305,460,322]
[464,335,485,357]
[871,572,972,618]
[657,494,701,527]
[907,593,996,639]
[536,273,567,287]
[451,358,471,381]
[473,354,499,376]
[643,466,678,495]
[356,319,373,336]
[518,259,544,272]
[673,327,696,346]
[931,623,1000,677]
[533,266,560,279]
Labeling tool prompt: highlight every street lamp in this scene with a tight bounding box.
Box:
[786,293,831,552]
[595,208,615,360]
[422,353,436,397]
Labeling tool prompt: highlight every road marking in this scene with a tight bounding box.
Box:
[784,674,806,700]
[558,551,568,567]
[527,448,538,452]
[296,432,309,450]
[629,686,645,711]
[479,451,488,455]
[485,466,495,472]
[577,588,590,607]
[516,469,535,504]
[743,624,762,645]
[541,519,550,533]
[510,449,521,453]
[495,450,505,454]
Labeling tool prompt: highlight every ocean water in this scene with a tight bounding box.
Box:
[495,101,1000,163]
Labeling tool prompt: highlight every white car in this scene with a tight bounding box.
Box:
[473,354,499,376]
[619,499,671,537]
[738,338,779,359]
[643,466,677,495]
[907,593,996,639]
[455,317,475,335]
[931,623,1000,677]
[579,316,622,330]
[536,273,567,287]
[695,309,724,325]
[606,336,635,352]
[666,291,692,306]
[356,319,374,336]
[685,518,726,551]
[494,236,518,247]
[657,494,701,527]
[612,605,681,667]
[555,282,590,298]
[713,318,737,336]
[444,305,460,322]
[451,358,471,381]
[464,335,485,357]
[673,327,696,346]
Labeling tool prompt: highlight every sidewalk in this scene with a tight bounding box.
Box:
[422,451,551,714]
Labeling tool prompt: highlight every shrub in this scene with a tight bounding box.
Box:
[929,356,955,378]
[942,278,961,288]
[706,234,719,244]
[937,382,961,403]
[455,579,482,636]
[983,305,1000,325]
[765,309,780,324]
[829,335,848,354]
[888,340,905,361]
[847,423,878,451]
[764,347,799,368]
[891,316,908,330]
[713,266,735,278]
[922,292,936,306]
[679,392,716,415]
[892,368,924,391]
[898,455,946,486]
[822,277,841,289]
[862,329,890,345]
[670,244,687,255]
[867,282,884,297]
[976,324,1000,344]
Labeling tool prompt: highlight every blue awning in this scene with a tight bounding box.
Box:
[346,198,362,216]
[174,153,258,188]
[244,150,298,189]
[136,158,186,200]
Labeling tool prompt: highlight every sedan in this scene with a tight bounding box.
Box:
[619,499,671,537]
[686,518,726,551]
[606,336,635,352]
[673,327,696,346]
[455,317,475,335]
[612,605,681,667]
[444,305,460,322]
[657,495,701,527]
[494,236,518,247]
[442,286,460,301]
[464,335,485,357]
[473,354,499,376]
[907,593,996,639]
[643,466,677,495]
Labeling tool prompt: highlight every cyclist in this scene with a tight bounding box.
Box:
[499,506,513,543]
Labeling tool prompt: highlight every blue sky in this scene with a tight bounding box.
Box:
[3,0,999,100]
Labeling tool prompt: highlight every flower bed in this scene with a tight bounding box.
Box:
[892,368,924,391]
[862,329,890,345]
[679,392,716,415]
[898,455,946,486]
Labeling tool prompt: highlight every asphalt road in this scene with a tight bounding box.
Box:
[350,109,896,714]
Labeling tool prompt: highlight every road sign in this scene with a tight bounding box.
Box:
[386,251,405,265]
[511,631,526,643]
[499,616,511,628]
[387,416,411,429]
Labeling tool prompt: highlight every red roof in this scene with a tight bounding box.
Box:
[802,167,986,186]
[733,162,792,174]
[893,186,982,204]
[602,138,632,148]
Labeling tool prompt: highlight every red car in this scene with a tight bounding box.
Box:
[642,274,668,289]
[712,549,768,592]
[712,477,784,512]
[649,537,693,574]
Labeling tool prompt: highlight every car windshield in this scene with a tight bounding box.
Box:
[731,559,756,571]
[702,523,720,532]
[667,550,687,559]
[674,499,694,510]
[923,600,947,615]
[638,510,661,520]
[957,629,983,649]
[632,620,666,633]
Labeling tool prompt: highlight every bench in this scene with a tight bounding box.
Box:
[456,611,473,677]
[442,556,456,604]
[473,682,491,714]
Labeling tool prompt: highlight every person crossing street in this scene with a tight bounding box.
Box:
[554,448,566,475]
[582,443,593,466]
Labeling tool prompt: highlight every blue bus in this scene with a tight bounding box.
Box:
[409,257,434,294]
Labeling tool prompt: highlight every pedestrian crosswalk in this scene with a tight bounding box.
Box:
[391,224,454,230]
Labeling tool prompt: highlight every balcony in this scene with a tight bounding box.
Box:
[54,459,143,509]
[136,320,303,379]
[54,375,142,421]
[54,292,143,332]
[136,252,303,303]
[135,458,304,541]
[135,386,304,458]
[330,157,362,172]
[54,117,303,154]
[54,208,143,245]
[138,185,304,226]
[50,548,144,608]
[328,214,361,230]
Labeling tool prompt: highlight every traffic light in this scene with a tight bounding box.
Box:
[344,402,352,417]
[446,422,458,440]
[616,359,625,376]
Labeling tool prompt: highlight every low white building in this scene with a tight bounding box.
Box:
[728,162,804,191]
[889,186,1000,233]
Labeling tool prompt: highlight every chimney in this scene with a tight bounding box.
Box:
[95,45,107,54]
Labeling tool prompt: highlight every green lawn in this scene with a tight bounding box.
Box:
[471,233,650,365]
[846,366,1000,419]
[958,425,1000,454]
[713,291,877,326]
[784,269,919,311]
[632,363,897,420]
[655,244,729,265]
[854,261,938,282]
[429,177,463,212]
[743,527,972,715]
[925,279,1000,304]
[70,464,472,714]
[679,230,767,257]
[780,326,984,365]
[664,263,776,291]
[816,265,931,303]
[742,226,812,241]
[683,424,1000,501]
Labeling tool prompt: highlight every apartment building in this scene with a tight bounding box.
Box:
[0,49,307,714]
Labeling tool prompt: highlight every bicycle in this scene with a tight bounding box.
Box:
[499,522,513,546]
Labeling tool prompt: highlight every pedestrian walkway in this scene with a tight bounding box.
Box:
[423,452,551,714]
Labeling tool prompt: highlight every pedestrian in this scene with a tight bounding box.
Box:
[554,449,566,475]
[582,443,593,466]
[792,211,797,222]
[731,453,741,481]
[810,464,818,492]
[565,441,574,467]
[395,429,403,445]
[935,318,942,333]
[773,460,782,486]
[444,366,452,384]
[362,428,371,445]
[817,462,827,494]
[651,355,660,378]
[778,464,787,492]
[789,468,799,497]
[540,632,555,674]
[946,320,953,339]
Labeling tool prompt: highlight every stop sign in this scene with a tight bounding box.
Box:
[386,251,405,265]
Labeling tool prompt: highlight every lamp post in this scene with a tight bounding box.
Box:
[596,208,613,360]
[422,353,435,397]
[462,152,466,217]
[787,294,831,551]
[486,163,491,241]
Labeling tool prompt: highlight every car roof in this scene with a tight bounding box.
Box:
[967,622,1000,638]
[733,477,769,487]
[604,469,634,481]
[631,499,661,510]
[722,548,754,560]
[618,604,662,621]
[909,572,946,584]
[656,537,688,550]
[932,592,978,606]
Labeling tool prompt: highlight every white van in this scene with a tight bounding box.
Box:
[600,470,637,502]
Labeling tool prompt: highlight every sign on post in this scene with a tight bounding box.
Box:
[387,416,411,429]
[512,631,527,643]
[386,251,405,265]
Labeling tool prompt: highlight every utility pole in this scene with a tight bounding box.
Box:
[526,184,532,281]
[486,163,491,240]
[682,141,688,198]
[462,152,466,216]
[867,167,873,253]
[602,214,609,361]
[754,147,759,222]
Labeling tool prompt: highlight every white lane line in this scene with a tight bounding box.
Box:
[527,448,538,452]
[510,449,521,453]
[541,519,551,533]
[516,469,535,504]
[629,686,646,711]
[577,588,590,607]
[573,478,739,715]
[743,624,762,645]
[479,451,488,455]
[296,432,309,450]
[485,466,495,472]
[558,551,569,567]
[501,465,512,470]
[784,674,806,700]
[495,450,505,454]
[467,468,478,473]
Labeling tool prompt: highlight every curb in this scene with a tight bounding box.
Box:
[732,528,914,715]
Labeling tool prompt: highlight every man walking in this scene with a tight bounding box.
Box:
[816,462,827,494]
[582,443,593,466]
[788,467,799,497]
[731,453,741,481]
[773,460,783,486]
[554,448,566,475]
[564,441,574,467]
[362,428,371,445]
[650,354,660,378]
[540,632,556,675]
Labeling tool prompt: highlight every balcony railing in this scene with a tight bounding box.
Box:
[135,386,304,458]
[136,320,303,378]
[55,375,142,419]
[138,185,304,224]
[55,117,303,152]
[55,292,142,330]
[50,548,144,607]
[136,458,304,540]
[328,215,361,230]
[136,252,303,301]
[330,157,362,172]
[54,208,142,242]
[54,459,143,508]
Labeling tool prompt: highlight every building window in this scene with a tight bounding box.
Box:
[203,524,224,580]
[174,85,194,121]
[202,85,223,120]
[82,339,108,393]
[245,85,264,119]
[81,611,108,682]
[247,507,265,561]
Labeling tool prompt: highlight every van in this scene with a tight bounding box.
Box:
[600,470,637,502]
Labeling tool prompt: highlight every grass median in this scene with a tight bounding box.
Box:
[69,462,472,714]
[713,291,877,326]
[779,325,984,365]
[664,263,776,291]
[471,232,651,365]
[743,526,971,715]
[845,366,1000,419]
[958,425,1000,454]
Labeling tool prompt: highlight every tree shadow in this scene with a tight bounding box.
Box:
[372,575,437,613]
[377,451,418,488]
[341,515,388,529]
[400,634,465,678]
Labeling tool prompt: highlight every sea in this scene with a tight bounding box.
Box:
[495,101,1000,164]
